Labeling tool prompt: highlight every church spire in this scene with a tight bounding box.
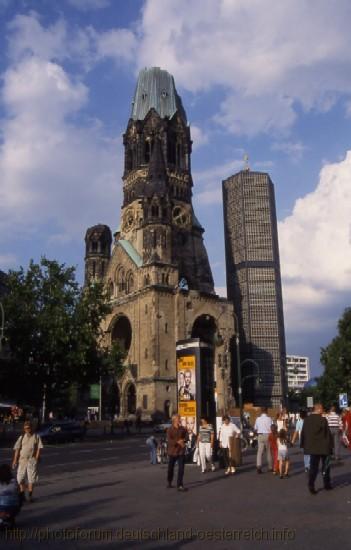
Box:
[131,67,187,122]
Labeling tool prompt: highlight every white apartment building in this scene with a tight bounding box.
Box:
[286,356,310,391]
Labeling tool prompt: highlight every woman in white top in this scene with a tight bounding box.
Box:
[277,429,290,478]
[219,415,241,475]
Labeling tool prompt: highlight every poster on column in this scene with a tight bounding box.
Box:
[177,355,197,437]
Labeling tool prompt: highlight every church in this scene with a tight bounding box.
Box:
[84,67,235,420]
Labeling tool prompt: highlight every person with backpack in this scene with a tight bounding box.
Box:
[12,421,43,503]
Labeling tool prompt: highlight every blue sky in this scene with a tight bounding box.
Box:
[1,0,351,378]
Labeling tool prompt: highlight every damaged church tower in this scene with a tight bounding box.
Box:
[85,68,235,419]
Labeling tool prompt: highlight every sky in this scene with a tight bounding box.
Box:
[1,0,351,378]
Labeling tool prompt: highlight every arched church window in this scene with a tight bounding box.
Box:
[144,139,153,163]
[92,241,98,253]
[126,273,134,294]
[117,268,125,292]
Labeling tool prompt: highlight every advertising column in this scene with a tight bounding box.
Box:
[177,354,197,434]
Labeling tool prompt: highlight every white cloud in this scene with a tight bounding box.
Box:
[0,54,122,246]
[190,125,209,150]
[193,159,243,204]
[7,14,69,62]
[93,28,138,64]
[7,13,135,70]
[193,159,274,204]
[66,0,110,10]
[136,0,351,135]
[271,141,307,162]
[214,93,296,137]
[279,151,351,333]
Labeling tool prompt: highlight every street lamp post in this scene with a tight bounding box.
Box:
[232,312,242,425]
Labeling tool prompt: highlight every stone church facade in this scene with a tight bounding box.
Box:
[84,68,235,420]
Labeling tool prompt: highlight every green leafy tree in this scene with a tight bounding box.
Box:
[0,258,123,412]
[317,307,351,408]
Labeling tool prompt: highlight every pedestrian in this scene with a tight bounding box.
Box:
[300,403,333,494]
[277,429,290,478]
[341,408,351,448]
[166,414,188,491]
[12,421,43,503]
[268,424,279,475]
[219,415,240,475]
[197,417,215,473]
[0,464,21,526]
[326,406,343,460]
[254,407,273,473]
[185,416,197,463]
[146,435,158,465]
[291,410,310,472]
[275,412,286,432]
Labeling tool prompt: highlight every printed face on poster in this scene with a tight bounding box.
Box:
[177,355,197,436]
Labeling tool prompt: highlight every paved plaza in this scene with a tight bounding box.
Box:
[0,435,350,549]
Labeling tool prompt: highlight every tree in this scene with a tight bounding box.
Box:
[0,257,122,413]
[317,307,351,408]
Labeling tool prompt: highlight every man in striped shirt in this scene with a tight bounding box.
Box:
[327,406,343,460]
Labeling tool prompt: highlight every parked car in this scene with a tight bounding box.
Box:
[37,422,85,444]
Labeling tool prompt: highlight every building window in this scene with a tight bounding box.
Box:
[142,395,148,409]
[165,323,168,333]
[145,348,148,359]
[165,359,168,370]
[145,304,148,314]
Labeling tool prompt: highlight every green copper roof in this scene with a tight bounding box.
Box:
[118,240,143,267]
[131,67,187,122]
